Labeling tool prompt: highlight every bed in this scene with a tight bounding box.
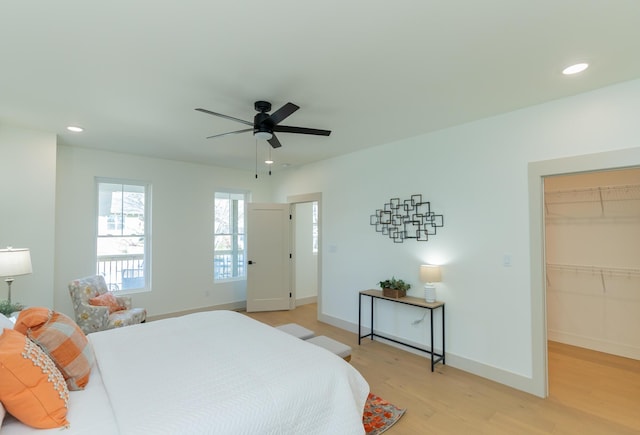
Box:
[1,310,369,434]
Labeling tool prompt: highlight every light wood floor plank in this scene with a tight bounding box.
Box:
[243,304,640,434]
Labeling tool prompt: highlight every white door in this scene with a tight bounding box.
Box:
[246,203,291,312]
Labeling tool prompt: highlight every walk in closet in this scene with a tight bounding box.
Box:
[544,168,640,360]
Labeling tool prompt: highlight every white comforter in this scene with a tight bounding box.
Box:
[3,310,369,434]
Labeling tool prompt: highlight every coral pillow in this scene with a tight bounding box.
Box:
[14,307,93,390]
[0,329,69,429]
[89,292,125,314]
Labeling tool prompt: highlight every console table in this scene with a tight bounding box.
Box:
[358,289,445,371]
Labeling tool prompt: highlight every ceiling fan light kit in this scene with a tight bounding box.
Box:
[254,130,273,141]
[196,101,331,149]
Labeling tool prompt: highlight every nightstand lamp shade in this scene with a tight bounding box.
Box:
[420,264,441,303]
[0,247,32,304]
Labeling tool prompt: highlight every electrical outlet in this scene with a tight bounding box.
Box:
[503,253,513,267]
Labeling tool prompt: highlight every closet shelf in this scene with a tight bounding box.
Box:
[546,263,640,277]
[544,184,640,205]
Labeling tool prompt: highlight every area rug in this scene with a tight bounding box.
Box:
[363,393,406,434]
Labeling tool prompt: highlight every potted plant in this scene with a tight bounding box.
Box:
[379,277,411,298]
[0,300,23,317]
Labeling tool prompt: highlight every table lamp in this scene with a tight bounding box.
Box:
[420,264,441,303]
[0,247,32,304]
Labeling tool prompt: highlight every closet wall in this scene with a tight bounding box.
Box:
[545,168,640,360]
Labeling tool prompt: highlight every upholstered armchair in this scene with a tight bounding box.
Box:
[68,275,146,334]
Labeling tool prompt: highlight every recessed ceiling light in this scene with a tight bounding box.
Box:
[265,159,274,165]
[67,126,84,132]
[562,63,589,75]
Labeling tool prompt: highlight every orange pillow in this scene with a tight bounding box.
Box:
[15,307,93,390]
[89,292,125,314]
[0,329,69,429]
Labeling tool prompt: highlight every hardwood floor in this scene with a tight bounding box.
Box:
[244,304,640,434]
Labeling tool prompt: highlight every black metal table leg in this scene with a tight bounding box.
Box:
[370,296,374,341]
[358,293,362,345]
[430,307,434,372]
[442,304,446,366]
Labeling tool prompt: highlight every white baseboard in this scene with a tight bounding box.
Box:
[295,296,317,306]
[147,300,247,322]
[320,313,541,397]
[548,329,640,360]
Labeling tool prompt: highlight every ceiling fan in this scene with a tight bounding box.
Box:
[195,101,331,148]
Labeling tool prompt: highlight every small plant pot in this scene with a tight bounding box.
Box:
[382,288,406,298]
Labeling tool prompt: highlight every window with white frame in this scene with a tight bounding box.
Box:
[312,201,318,254]
[96,179,150,291]
[214,191,247,280]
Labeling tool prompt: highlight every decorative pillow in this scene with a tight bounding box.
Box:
[0,329,69,429]
[14,307,93,390]
[89,292,125,314]
[1,313,14,329]
[0,323,5,425]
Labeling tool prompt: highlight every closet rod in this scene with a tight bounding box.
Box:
[545,183,640,205]
[546,262,640,277]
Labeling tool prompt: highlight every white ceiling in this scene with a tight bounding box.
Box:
[2,1,640,171]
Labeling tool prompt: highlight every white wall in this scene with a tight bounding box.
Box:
[294,201,317,302]
[54,145,272,318]
[0,123,57,309]
[270,78,640,396]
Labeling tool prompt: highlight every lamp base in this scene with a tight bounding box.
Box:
[424,284,436,303]
[5,278,14,304]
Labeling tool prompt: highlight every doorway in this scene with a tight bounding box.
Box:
[288,193,322,320]
[528,147,640,398]
[292,201,318,306]
[543,168,640,428]
[544,168,640,360]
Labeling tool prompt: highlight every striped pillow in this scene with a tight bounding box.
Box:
[14,307,93,390]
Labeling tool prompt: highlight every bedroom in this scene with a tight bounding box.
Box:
[2,1,640,433]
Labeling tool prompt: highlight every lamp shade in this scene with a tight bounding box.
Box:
[0,248,33,278]
[420,264,441,283]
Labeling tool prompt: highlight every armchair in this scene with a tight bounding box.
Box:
[68,275,146,334]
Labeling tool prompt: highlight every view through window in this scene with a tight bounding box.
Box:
[96,179,150,291]
[214,191,247,280]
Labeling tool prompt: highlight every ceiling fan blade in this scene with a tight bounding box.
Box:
[268,134,282,148]
[273,125,331,136]
[206,128,253,139]
[195,108,253,127]
[268,102,300,125]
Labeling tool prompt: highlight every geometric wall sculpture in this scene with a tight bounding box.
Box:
[370,194,444,243]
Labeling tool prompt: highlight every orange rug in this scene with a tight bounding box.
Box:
[363,393,406,434]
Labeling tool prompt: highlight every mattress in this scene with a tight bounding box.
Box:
[2,310,369,434]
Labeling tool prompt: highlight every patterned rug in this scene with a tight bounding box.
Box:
[363,393,406,434]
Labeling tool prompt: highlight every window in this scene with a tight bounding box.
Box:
[96,179,150,291]
[312,201,318,254]
[214,191,247,280]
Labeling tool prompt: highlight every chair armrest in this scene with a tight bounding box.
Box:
[74,303,109,334]
[115,295,132,310]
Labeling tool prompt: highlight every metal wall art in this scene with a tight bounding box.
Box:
[370,194,444,243]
